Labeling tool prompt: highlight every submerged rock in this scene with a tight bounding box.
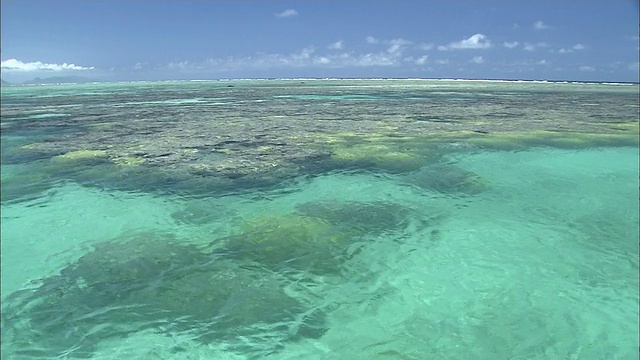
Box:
[403,164,488,195]
[1,232,327,358]
[171,199,237,225]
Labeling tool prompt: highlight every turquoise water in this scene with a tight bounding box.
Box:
[1,80,638,359]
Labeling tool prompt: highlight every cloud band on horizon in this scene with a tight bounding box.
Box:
[1,58,94,72]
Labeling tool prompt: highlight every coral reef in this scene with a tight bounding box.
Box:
[296,200,410,235]
[0,172,55,203]
[220,201,412,274]
[1,232,327,358]
[220,214,350,274]
[403,164,488,195]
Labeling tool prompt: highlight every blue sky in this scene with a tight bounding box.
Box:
[1,0,639,82]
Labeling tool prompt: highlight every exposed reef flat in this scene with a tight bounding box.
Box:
[2,80,638,200]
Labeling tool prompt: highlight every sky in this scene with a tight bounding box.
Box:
[1,0,639,83]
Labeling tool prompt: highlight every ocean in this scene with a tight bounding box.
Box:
[1,79,638,359]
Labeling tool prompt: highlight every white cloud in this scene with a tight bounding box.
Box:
[190,47,403,71]
[291,47,315,61]
[607,61,624,69]
[275,9,298,18]
[498,59,551,71]
[579,65,595,72]
[414,55,429,65]
[471,56,484,64]
[328,40,344,50]
[365,36,379,44]
[533,20,551,30]
[523,42,548,52]
[503,41,519,49]
[387,38,412,55]
[351,53,397,66]
[417,43,434,51]
[365,37,421,55]
[314,57,331,65]
[559,43,586,53]
[167,61,191,70]
[438,34,492,50]
[435,59,449,65]
[1,58,94,72]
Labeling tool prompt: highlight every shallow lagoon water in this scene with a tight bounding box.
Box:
[1,80,638,359]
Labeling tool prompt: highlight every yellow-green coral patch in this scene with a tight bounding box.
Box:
[330,143,424,172]
[462,130,639,150]
[52,149,108,161]
[310,132,438,172]
[604,121,639,133]
[111,156,146,167]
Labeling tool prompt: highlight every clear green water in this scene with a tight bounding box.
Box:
[1,80,638,359]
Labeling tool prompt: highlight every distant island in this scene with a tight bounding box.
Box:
[2,76,106,86]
